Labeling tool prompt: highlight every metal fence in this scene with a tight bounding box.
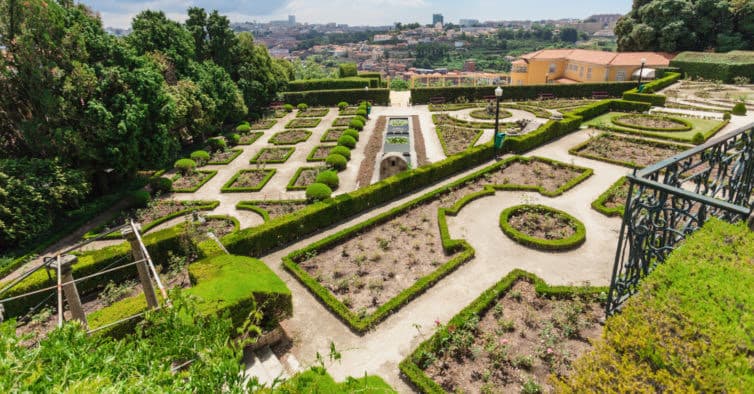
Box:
[606,123,754,316]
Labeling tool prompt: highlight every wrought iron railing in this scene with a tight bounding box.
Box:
[606,123,754,316]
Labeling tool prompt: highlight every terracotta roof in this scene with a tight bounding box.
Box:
[553,77,579,84]
[566,49,617,65]
[523,49,575,60]
[610,52,674,66]
[516,49,675,67]
[511,59,527,65]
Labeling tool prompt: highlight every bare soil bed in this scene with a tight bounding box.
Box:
[270,129,311,145]
[613,114,689,130]
[252,201,308,220]
[605,181,629,210]
[322,128,346,142]
[356,116,386,188]
[469,109,512,120]
[339,107,359,116]
[297,108,329,118]
[250,147,294,164]
[436,125,482,155]
[286,118,320,129]
[172,171,213,191]
[290,168,320,189]
[574,133,687,168]
[228,169,272,189]
[239,132,263,145]
[423,280,603,393]
[509,208,576,240]
[411,115,428,166]
[332,117,354,127]
[250,119,277,130]
[309,145,335,161]
[208,149,241,164]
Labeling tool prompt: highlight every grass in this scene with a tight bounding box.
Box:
[557,219,754,392]
[586,111,726,143]
[257,367,396,393]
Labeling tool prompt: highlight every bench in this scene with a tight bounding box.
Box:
[538,93,556,100]
[429,96,446,104]
[591,91,610,99]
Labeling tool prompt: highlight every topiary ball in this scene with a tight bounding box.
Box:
[149,176,173,195]
[356,109,367,117]
[732,102,747,116]
[331,145,351,160]
[306,182,332,201]
[349,119,364,131]
[236,123,251,133]
[283,104,294,112]
[691,132,705,145]
[723,111,732,120]
[354,115,367,123]
[207,137,227,152]
[190,150,210,166]
[174,158,197,175]
[226,133,241,146]
[326,153,348,171]
[297,103,309,111]
[338,101,349,110]
[315,170,340,189]
[337,135,357,149]
[343,128,360,141]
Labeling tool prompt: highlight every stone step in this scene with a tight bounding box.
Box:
[258,345,288,384]
[243,351,272,387]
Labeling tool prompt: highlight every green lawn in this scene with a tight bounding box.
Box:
[586,111,726,143]
[259,367,396,393]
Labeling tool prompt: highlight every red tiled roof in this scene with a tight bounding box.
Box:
[516,49,675,67]
[566,49,617,65]
[609,52,674,66]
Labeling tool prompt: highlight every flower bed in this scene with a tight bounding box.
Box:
[339,107,359,115]
[238,132,263,145]
[221,169,276,192]
[296,108,330,118]
[400,271,605,394]
[171,170,217,193]
[207,149,242,165]
[321,128,346,143]
[286,118,321,129]
[236,200,308,222]
[499,205,586,251]
[287,167,322,191]
[307,145,336,162]
[586,112,727,143]
[591,177,629,217]
[249,147,295,164]
[435,125,483,156]
[269,129,312,145]
[469,109,512,120]
[250,119,277,130]
[569,133,688,169]
[332,117,354,127]
[611,114,693,132]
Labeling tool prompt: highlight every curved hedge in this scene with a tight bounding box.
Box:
[611,114,692,132]
[499,205,586,251]
[190,150,210,166]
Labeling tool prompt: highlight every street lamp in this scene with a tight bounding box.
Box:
[493,86,505,160]
[637,57,647,90]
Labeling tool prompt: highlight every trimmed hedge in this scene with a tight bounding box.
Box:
[236,200,308,222]
[171,170,217,193]
[556,220,754,392]
[591,177,628,217]
[315,170,339,190]
[269,129,313,145]
[337,135,357,149]
[499,205,586,251]
[305,183,332,201]
[621,72,682,107]
[569,133,689,169]
[611,114,693,132]
[670,51,754,83]
[342,128,360,141]
[190,150,210,166]
[148,176,173,195]
[220,169,276,192]
[326,153,348,171]
[249,147,295,164]
[338,63,358,78]
[400,270,607,393]
[286,77,377,92]
[331,146,351,160]
[174,158,196,175]
[287,167,320,191]
[282,88,390,106]
[410,82,635,104]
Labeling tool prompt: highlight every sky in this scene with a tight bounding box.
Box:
[81,0,632,29]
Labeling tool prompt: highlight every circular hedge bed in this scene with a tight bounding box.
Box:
[469,109,512,120]
[499,205,586,251]
[611,114,693,132]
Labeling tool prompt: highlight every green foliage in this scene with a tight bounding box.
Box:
[128,190,151,209]
[337,135,357,149]
[615,2,754,52]
[557,220,754,392]
[171,170,217,193]
[410,82,635,104]
[282,88,390,106]
[342,128,360,141]
[235,121,251,133]
[297,103,309,111]
[390,77,409,91]
[330,146,352,160]
[287,77,376,91]
[226,133,241,146]
[356,109,368,117]
[148,176,173,195]
[306,183,333,201]
[349,118,365,131]
[499,205,586,251]
[732,102,747,115]
[174,158,197,175]
[691,132,705,145]
[338,63,358,78]
[190,150,211,166]
[315,170,340,190]
[723,111,732,120]
[283,103,294,112]
[337,101,349,109]
[263,367,396,393]
[591,177,628,217]
[207,137,227,152]
[326,153,348,171]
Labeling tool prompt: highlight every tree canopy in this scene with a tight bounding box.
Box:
[615,0,754,52]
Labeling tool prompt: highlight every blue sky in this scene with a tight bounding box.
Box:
[81,0,632,29]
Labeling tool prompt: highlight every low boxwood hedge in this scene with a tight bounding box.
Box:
[568,133,689,169]
[171,170,217,193]
[611,114,692,132]
[282,88,390,106]
[249,147,295,164]
[237,131,263,146]
[400,270,607,393]
[305,183,332,201]
[315,170,339,190]
[286,77,377,92]
[235,200,308,222]
[220,169,276,193]
[207,149,243,165]
[287,167,321,191]
[326,153,348,171]
[499,204,586,251]
[591,177,629,217]
[331,146,351,160]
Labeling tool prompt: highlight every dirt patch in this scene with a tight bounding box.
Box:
[208,149,240,164]
[291,169,320,189]
[172,172,212,191]
[356,116,386,188]
[412,115,428,167]
[297,108,329,118]
[254,202,309,220]
[613,114,688,130]
[605,181,629,209]
[436,125,482,156]
[239,132,263,145]
[339,107,359,116]
[229,170,271,189]
[310,146,334,161]
[508,208,576,240]
[576,133,687,168]
[195,216,236,238]
[251,147,294,163]
[286,118,320,129]
[423,280,603,393]
[271,130,311,145]
[323,128,346,142]
[251,119,277,130]
[332,117,354,127]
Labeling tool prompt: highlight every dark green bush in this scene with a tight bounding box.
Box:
[148,177,173,195]
[410,82,635,104]
[331,146,351,160]
[282,89,390,106]
[356,109,367,117]
[207,137,226,152]
[325,153,348,171]
[349,119,364,131]
[235,123,251,133]
[128,190,151,208]
[691,132,705,145]
[286,77,376,91]
[670,51,754,83]
[338,101,349,109]
[343,129,360,141]
[297,103,308,111]
[338,63,358,78]
[174,158,196,175]
[226,133,240,146]
[190,150,210,166]
[732,102,747,116]
[337,135,357,149]
[306,183,332,201]
[315,170,340,189]
[723,111,732,120]
[283,104,294,112]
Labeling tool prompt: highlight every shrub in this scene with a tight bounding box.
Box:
[174,159,196,175]
[282,89,390,107]
[286,78,375,91]
[315,170,340,189]
[236,122,251,133]
[283,104,294,112]
[349,119,364,131]
[354,114,367,123]
[306,183,332,201]
[691,132,705,145]
[226,133,241,146]
[325,153,348,171]
[297,103,309,111]
[732,102,747,116]
[330,146,351,160]
[190,150,210,166]
[723,111,732,120]
[148,177,173,195]
[337,135,357,149]
[207,137,226,152]
[356,109,368,117]
[338,101,349,110]
[343,128,360,141]
[128,190,151,209]
[338,63,358,78]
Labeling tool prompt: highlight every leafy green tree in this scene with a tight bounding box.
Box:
[235,32,290,114]
[127,10,195,76]
[559,27,579,43]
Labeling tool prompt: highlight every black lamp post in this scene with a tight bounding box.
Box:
[493,86,504,160]
[637,57,646,90]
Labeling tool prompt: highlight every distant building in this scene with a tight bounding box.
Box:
[433,14,444,25]
[288,15,296,26]
[509,49,674,85]
[459,19,479,27]
[373,34,393,42]
[463,60,476,72]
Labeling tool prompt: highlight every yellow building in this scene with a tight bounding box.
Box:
[510,49,673,86]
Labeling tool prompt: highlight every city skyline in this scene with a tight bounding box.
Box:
[82,0,631,29]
